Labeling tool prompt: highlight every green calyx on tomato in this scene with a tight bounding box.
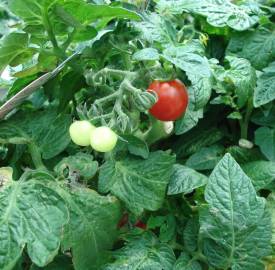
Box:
[148,79,188,121]
[69,120,95,146]
[90,126,118,152]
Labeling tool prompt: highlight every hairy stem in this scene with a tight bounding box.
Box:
[239,98,253,140]
[28,143,46,170]
[94,68,136,80]
[123,80,141,94]
[42,8,65,60]
[94,92,119,105]
[62,28,77,51]
[91,113,113,122]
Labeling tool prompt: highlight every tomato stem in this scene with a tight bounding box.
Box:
[89,69,141,130]
[91,113,113,122]
[94,92,119,105]
[239,98,253,140]
[143,119,173,145]
[28,143,46,170]
[93,68,136,83]
[123,80,141,94]
[42,9,64,60]
[62,28,77,51]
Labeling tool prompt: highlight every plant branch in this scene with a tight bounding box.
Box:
[123,80,141,94]
[28,142,46,170]
[94,92,120,106]
[86,68,141,130]
[62,28,77,51]
[239,98,253,140]
[42,8,65,60]
[90,113,113,122]
[93,68,136,82]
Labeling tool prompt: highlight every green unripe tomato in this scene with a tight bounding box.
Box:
[69,120,95,146]
[90,126,118,152]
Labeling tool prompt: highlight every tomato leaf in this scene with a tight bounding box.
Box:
[102,232,176,269]
[167,164,208,195]
[174,128,224,158]
[174,253,202,270]
[54,152,98,180]
[0,110,71,159]
[213,56,256,108]
[175,87,203,135]
[162,41,213,109]
[99,151,175,215]
[254,61,275,107]
[200,154,272,269]
[255,127,275,161]
[242,161,275,190]
[0,172,68,269]
[133,13,177,45]
[59,187,121,270]
[132,48,160,61]
[58,71,85,112]
[252,104,275,128]
[157,0,261,31]
[183,216,200,253]
[266,193,275,252]
[121,135,149,159]
[0,33,35,70]
[185,145,224,171]
[54,0,141,25]
[226,146,264,164]
[30,255,74,270]
[227,27,275,70]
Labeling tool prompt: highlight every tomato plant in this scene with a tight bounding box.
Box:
[148,80,188,121]
[0,0,274,269]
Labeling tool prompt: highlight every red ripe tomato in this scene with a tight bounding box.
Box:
[117,213,129,228]
[148,80,188,121]
[134,220,147,230]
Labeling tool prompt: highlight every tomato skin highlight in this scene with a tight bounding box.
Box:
[148,80,188,121]
[90,126,118,152]
[69,120,95,146]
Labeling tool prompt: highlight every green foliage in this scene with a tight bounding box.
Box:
[0,109,71,161]
[254,61,275,107]
[267,193,275,252]
[102,232,176,269]
[162,41,213,110]
[0,33,35,70]
[0,0,274,268]
[121,135,149,159]
[174,253,202,270]
[168,164,208,195]
[213,56,256,108]
[157,0,261,31]
[186,144,224,170]
[99,151,175,215]
[0,171,68,269]
[200,154,272,269]
[243,161,275,190]
[255,127,275,161]
[227,27,275,70]
[54,152,98,180]
[183,216,200,253]
[59,187,121,270]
